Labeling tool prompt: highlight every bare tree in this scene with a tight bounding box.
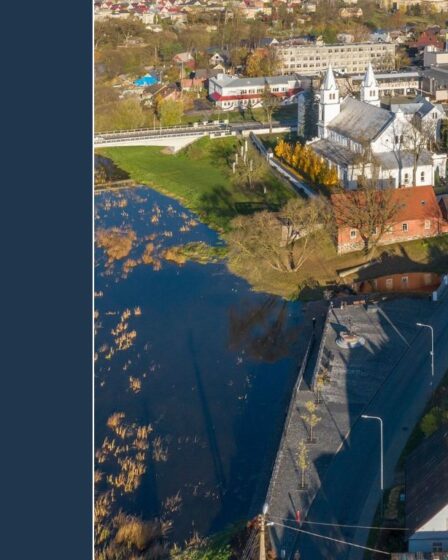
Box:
[301,400,321,443]
[226,197,331,273]
[332,184,403,255]
[403,120,435,185]
[297,440,310,489]
[261,84,280,134]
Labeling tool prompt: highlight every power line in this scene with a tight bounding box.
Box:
[267,521,391,557]
[267,515,409,531]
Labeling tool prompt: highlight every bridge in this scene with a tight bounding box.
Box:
[94,120,297,151]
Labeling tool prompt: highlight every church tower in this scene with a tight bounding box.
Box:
[360,63,380,107]
[318,65,340,139]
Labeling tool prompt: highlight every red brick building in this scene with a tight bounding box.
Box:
[332,186,448,254]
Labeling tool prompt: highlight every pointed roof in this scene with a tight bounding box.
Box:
[321,65,337,90]
[362,63,378,88]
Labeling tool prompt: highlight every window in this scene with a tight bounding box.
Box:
[402,223,408,232]
[350,229,357,239]
[432,543,443,553]
[404,173,409,184]
[433,112,438,120]
[386,278,393,290]
[401,276,409,287]
[425,219,431,229]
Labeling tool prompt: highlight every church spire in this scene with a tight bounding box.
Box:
[321,64,337,91]
[318,65,340,139]
[360,63,380,107]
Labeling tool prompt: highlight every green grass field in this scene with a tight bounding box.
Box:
[98,137,295,230]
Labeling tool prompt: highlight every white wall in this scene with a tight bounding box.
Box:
[418,505,448,532]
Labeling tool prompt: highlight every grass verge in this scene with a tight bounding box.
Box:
[97,137,294,231]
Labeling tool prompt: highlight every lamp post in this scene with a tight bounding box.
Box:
[361,414,384,518]
[416,322,434,391]
[259,502,269,560]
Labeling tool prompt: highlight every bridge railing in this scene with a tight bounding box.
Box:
[95,120,229,136]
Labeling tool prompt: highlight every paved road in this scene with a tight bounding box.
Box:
[283,296,448,560]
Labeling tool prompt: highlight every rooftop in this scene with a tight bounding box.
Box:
[405,427,448,534]
[327,97,393,143]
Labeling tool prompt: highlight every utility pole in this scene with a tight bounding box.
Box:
[259,503,269,560]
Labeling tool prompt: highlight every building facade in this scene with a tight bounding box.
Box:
[332,186,448,254]
[274,41,396,76]
[208,74,302,110]
[306,65,447,190]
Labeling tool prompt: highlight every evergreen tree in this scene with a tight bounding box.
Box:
[303,83,318,141]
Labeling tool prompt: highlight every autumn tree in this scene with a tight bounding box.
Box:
[261,85,281,133]
[301,400,321,443]
[315,374,325,404]
[297,440,310,489]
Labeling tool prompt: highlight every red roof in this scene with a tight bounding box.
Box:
[331,186,443,225]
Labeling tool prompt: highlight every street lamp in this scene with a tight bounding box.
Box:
[416,322,434,390]
[361,414,384,518]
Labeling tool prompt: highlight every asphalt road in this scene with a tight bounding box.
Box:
[287,296,448,560]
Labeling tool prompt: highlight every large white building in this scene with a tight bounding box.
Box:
[208,74,302,110]
[305,64,446,190]
[274,40,396,76]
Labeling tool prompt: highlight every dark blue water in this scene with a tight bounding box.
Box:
[95,187,304,543]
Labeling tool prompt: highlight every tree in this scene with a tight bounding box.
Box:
[226,197,330,274]
[331,184,403,255]
[297,440,310,489]
[315,374,325,404]
[261,85,280,133]
[245,51,265,77]
[301,400,321,443]
[232,145,267,191]
[158,99,184,127]
[303,83,318,141]
[402,120,435,185]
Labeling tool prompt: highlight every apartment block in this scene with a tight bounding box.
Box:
[274,41,396,76]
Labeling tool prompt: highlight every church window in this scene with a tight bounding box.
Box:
[420,171,425,182]
[404,173,409,184]
[432,112,438,119]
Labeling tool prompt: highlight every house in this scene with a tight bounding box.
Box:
[208,52,228,67]
[422,66,448,102]
[306,65,447,190]
[423,45,448,68]
[336,33,355,44]
[332,186,448,254]
[172,51,195,70]
[406,427,448,554]
[208,74,302,110]
[338,7,363,18]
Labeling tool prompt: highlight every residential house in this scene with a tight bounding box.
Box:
[172,51,195,70]
[338,7,363,18]
[390,95,446,142]
[332,186,448,254]
[406,427,448,554]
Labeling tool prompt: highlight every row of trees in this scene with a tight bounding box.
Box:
[274,140,340,189]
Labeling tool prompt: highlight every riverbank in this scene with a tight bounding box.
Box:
[96,144,448,300]
[97,137,294,231]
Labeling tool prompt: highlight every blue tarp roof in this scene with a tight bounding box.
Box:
[134,74,159,87]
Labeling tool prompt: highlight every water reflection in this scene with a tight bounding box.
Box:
[229,298,302,362]
[95,186,303,544]
[354,272,440,294]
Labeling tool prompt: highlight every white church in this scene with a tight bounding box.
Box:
[304,64,447,190]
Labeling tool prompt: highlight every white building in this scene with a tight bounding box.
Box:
[208,74,302,111]
[306,64,446,189]
[274,40,396,76]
